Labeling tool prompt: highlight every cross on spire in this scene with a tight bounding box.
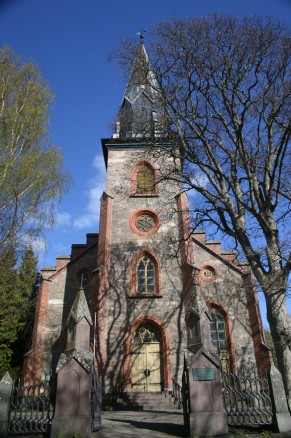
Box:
[80,273,86,289]
[137,28,146,42]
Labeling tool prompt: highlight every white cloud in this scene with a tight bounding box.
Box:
[186,173,209,199]
[56,211,72,227]
[87,185,104,216]
[21,234,47,259]
[73,154,106,230]
[32,236,47,254]
[73,214,97,230]
[92,154,105,172]
[191,173,209,188]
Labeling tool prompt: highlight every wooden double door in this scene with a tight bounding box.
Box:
[131,342,162,392]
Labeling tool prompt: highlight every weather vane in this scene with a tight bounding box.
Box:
[137,29,146,42]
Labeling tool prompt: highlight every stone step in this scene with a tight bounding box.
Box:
[103,391,182,411]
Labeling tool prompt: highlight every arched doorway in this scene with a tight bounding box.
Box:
[131,325,162,392]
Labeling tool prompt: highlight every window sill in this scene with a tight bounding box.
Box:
[127,293,163,299]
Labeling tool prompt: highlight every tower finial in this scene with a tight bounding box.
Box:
[137,29,146,43]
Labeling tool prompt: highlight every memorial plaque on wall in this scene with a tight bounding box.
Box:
[192,367,216,381]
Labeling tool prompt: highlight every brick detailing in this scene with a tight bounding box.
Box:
[130,159,159,195]
[71,244,86,259]
[23,237,99,381]
[86,233,98,247]
[176,192,195,311]
[192,235,247,274]
[192,230,206,243]
[220,251,237,263]
[23,278,52,382]
[199,264,217,282]
[123,316,171,390]
[193,231,269,371]
[243,273,272,372]
[71,233,98,259]
[205,241,221,253]
[55,256,71,270]
[129,247,162,296]
[129,208,160,237]
[95,192,113,383]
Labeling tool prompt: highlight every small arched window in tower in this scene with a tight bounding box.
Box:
[136,165,154,194]
[137,255,155,294]
[209,307,229,370]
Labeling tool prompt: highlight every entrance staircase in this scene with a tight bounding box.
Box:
[103,390,182,411]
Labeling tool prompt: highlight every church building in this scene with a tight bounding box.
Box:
[24,39,271,395]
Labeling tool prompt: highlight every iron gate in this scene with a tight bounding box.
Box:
[221,369,273,427]
[8,374,55,435]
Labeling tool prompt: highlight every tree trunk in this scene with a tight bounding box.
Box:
[265,289,291,411]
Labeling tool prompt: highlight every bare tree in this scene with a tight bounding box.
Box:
[115,15,291,407]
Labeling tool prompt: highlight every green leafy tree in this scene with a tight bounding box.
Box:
[0,247,39,378]
[10,248,39,377]
[0,46,71,259]
[116,15,291,406]
[0,247,22,376]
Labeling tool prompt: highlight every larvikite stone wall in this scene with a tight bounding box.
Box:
[103,148,187,390]
[193,240,258,371]
[39,243,97,375]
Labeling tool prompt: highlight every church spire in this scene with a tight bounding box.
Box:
[123,36,159,107]
[113,35,165,139]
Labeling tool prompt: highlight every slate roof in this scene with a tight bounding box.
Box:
[67,287,93,326]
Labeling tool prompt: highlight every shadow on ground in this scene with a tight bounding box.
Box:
[96,409,186,438]
[109,416,184,436]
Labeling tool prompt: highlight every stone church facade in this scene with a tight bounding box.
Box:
[24,40,271,393]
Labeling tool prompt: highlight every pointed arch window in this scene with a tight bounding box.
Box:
[136,165,154,194]
[131,161,158,196]
[130,249,162,297]
[209,307,229,370]
[137,255,155,294]
[133,325,160,343]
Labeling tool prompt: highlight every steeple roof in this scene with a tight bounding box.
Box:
[113,39,166,140]
[123,40,159,104]
[67,286,93,325]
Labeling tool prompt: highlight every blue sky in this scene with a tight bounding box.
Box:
[0,0,290,322]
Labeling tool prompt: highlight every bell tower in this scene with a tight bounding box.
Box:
[95,38,189,393]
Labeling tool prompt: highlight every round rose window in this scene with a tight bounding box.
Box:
[129,210,160,236]
[200,265,216,281]
[135,214,156,232]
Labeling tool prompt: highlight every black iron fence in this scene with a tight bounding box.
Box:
[221,369,273,427]
[8,374,55,435]
[181,364,273,431]
[171,377,182,408]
